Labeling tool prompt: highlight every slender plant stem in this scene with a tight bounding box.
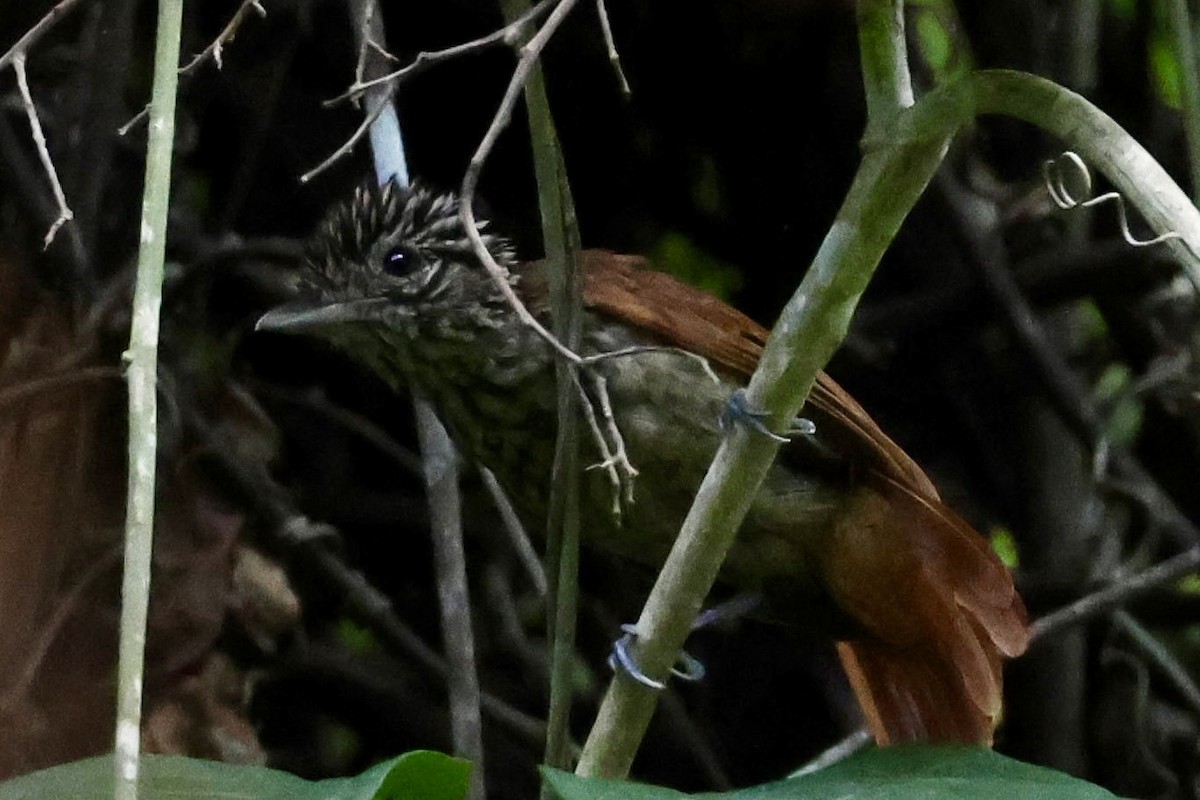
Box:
[498,0,585,774]
[343,2,484,797]
[115,1,183,798]
[857,0,914,130]
[576,2,948,775]
[574,57,1200,788]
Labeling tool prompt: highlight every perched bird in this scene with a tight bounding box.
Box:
[257,181,1029,745]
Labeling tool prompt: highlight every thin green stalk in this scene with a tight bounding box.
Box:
[115,1,182,799]
[498,0,585,775]
[857,0,914,131]
[576,0,928,776]
[575,130,953,780]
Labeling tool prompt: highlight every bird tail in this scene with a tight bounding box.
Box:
[823,480,1029,745]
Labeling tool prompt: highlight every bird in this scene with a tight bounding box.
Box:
[257,180,1029,746]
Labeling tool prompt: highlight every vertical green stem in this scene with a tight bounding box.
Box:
[857,0,914,131]
[115,1,182,798]
[575,0,932,777]
[498,0,585,775]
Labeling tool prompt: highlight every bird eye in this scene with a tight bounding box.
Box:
[383,245,423,277]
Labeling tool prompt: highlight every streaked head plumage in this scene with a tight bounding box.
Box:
[304,179,517,300]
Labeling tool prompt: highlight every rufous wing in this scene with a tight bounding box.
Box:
[561,250,1030,743]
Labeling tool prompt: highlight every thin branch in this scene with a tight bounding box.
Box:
[1031,545,1200,641]
[13,54,73,247]
[594,0,630,98]
[457,0,587,368]
[571,369,624,514]
[0,0,87,71]
[456,0,643,521]
[323,0,558,108]
[120,1,268,134]
[479,466,547,596]
[299,91,391,183]
[178,0,266,76]
[578,345,721,385]
[346,1,484,796]
[586,371,637,506]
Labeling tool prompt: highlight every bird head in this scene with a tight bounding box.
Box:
[256,180,519,343]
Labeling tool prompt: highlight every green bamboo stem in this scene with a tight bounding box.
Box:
[114,1,182,798]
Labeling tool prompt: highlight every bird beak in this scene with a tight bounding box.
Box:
[256,298,386,333]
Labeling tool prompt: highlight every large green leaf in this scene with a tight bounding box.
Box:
[0,750,470,800]
[543,746,1125,800]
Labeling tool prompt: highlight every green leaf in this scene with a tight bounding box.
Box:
[0,750,471,800]
[543,746,1126,800]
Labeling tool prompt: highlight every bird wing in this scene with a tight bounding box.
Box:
[565,249,1029,744]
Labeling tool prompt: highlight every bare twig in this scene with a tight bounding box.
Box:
[458,0,587,368]
[594,0,630,98]
[0,0,87,72]
[479,466,547,596]
[571,369,624,514]
[454,0,648,520]
[352,0,375,87]
[121,0,267,133]
[117,107,149,136]
[299,95,391,184]
[324,0,558,108]
[586,371,637,506]
[298,0,559,184]
[2,0,87,251]
[578,345,722,386]
[1031,545,1200,641]
[179,0,266,76]
[13,55,73,247]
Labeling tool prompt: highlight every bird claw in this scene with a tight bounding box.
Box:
[719,389,815,442]
[608,624,706,690]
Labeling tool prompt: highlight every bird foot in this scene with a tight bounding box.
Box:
[608,624,706,690]
[719,389,816,442]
